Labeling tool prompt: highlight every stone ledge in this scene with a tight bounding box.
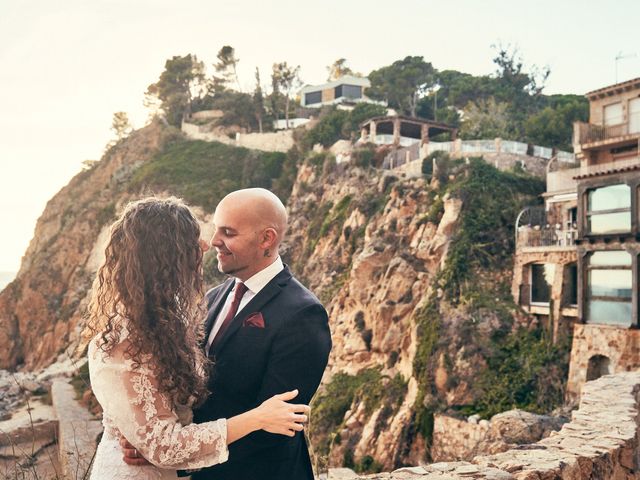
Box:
[51,379,102,479]
[340,372,640,479]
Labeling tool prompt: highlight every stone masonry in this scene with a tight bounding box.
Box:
[566,324,640,402]
[332,371,640,479]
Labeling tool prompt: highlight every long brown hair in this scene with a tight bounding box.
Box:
[88,197,209,406]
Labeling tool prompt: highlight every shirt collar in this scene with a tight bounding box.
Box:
[235,256,284,295]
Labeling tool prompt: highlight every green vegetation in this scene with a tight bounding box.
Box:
[129,138,293,211]
[310,369,407,462]
[301,103,387,149]
[473,326,571,418]
[70,361,91,400]
[410,157,567,448]
[95,202,116,228]
[438,157,544,301]
[319,195,352,237]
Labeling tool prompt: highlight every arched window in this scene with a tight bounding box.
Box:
[586,355,611,381]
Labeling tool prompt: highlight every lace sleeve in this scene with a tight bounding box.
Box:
[89,339,229,470]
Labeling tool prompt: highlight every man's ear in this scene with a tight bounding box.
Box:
[259,227,278,249]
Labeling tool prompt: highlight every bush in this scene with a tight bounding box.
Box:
[129,139,291,211]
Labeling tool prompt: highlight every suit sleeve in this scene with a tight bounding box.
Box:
[227,303,332,460]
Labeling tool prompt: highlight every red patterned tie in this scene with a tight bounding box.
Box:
[212,282,248,348]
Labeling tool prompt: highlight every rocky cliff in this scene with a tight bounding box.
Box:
[0,124,564,472]
[0,121,179,370]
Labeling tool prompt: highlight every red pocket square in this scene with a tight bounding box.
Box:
[243,312,265,328]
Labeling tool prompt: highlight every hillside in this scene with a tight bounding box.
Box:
[0,122,569,470]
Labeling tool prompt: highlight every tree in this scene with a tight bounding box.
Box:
[145,54,206,127]
[253,68,266,133]
[368,56,436,117]
[459,97,511,140]
[111,112,133,140]
[214,45,241,92]
[272,62,301,129]
[525,96,588,151]
[327,58,354,81]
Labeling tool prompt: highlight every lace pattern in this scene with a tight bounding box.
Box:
[88,333,229,478]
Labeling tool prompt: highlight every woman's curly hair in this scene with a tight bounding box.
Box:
[88,197,209,407]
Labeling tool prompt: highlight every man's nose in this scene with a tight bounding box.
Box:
[210,232,222,247]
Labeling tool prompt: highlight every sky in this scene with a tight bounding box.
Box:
[0,0,639,273]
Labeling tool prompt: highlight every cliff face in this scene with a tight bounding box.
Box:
[0,124,553,471]
[0,121,178,369]
[283,155,550,471]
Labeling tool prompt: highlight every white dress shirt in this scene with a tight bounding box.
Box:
[205,256,284,354]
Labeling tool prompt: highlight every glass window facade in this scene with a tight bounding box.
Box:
[335,84,362,99]
[586,184,631,234]
[305,91,322,105]
[531,263,555,304]
[586,250,633,327]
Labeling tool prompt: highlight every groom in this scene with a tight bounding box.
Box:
[125,188,331,479]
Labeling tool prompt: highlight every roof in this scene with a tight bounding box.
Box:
[585,77,640,100]
[299,75,370,94]
[359,115,457,131]
[573,163,640,180]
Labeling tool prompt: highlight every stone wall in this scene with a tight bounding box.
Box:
[511,248,578,341]
[566,323,640,402]
[333,371,640,479]
[431,414,489,461]
[431,410,565,463]
[181,121,294,152]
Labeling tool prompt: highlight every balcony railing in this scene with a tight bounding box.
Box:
[576,121,636,144]
[515,205,577,249]
[517,226,577,248]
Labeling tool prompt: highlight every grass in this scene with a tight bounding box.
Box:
[129,139,290,211]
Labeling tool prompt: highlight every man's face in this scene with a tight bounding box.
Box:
[210,201,262,281]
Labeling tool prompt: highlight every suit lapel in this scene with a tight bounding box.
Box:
[211,267,292,355]
[203,279,235,340]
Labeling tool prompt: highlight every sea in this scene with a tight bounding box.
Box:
[0,272,16,291]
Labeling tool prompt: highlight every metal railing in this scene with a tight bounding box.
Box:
[515,205,577,249]
[576,121,635,144]
[517,227,577,248]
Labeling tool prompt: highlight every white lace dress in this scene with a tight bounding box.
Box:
[88,334,229,479]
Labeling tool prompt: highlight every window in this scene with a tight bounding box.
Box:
[531,263,555,305]
[305,91,322,105]
[586,251,632,326]
[335,84,362,100]
[586,184,631,234]
[562,263,578,307]
[604,102,623,126]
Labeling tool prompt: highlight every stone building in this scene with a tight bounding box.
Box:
[512,76,640,401]
[566,76,640,400]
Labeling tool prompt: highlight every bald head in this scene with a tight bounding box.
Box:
[219,188,288,243]
[211,188,288,280]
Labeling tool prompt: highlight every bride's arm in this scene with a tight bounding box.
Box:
[89,341,307,470]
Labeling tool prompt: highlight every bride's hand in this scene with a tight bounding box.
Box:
[256,389,310,436]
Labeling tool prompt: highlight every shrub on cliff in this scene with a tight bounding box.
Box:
[129,138,294,211]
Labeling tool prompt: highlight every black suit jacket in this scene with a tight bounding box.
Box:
[190,265,331,480]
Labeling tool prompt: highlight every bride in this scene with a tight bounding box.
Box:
[87,197,309,479]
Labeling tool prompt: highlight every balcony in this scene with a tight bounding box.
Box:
[516,206,577,250]
[576,121,640,148]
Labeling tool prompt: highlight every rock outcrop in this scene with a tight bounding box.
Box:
[0,121,179,370]
[330,372,640,479]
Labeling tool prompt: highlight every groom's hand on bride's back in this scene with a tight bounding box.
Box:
[119,437,152,466]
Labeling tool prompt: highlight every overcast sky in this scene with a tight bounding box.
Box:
[0,0,639,272]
